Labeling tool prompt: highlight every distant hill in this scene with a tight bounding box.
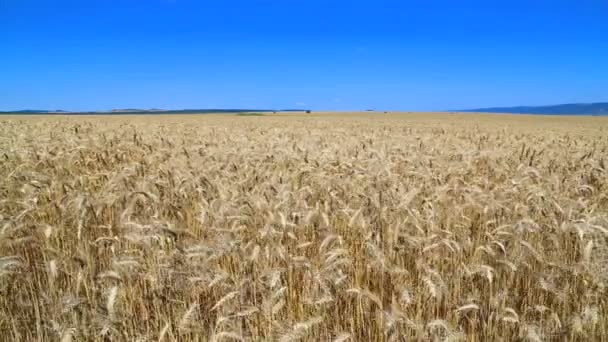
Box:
[6,109,54,113]
[458,102,608,115]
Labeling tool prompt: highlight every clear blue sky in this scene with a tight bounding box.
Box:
[1,0,607,111]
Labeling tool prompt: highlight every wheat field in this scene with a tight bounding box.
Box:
[1,112,607,341]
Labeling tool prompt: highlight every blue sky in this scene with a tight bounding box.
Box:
[1,0,607,111]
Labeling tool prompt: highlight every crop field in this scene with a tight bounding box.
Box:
[1,112,608,341]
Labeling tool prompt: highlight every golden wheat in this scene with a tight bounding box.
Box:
[0,112,607,341]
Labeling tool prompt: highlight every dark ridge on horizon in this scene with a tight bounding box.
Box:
[457,102,608,115]
[3,103,608,116]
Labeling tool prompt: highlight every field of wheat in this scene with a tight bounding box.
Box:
[1,112,607,341]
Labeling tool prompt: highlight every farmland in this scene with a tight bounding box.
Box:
[1,112,607,341]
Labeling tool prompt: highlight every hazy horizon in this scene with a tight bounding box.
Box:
[3,101,608,114]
